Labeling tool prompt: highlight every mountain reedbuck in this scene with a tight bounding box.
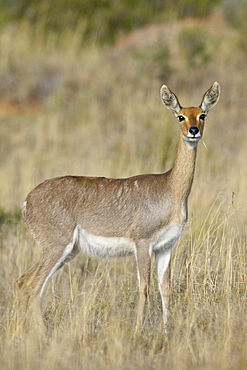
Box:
[18,82,220,332]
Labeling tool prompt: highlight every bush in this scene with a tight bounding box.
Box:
[0,207,22,226]
[1,0,221,43]
[178,27,214,68]
[222,0,247,52]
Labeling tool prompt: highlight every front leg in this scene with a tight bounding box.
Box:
[135,242,152,333]
[155,248,172,331]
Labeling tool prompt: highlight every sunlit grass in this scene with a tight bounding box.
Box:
[0,15,247,369]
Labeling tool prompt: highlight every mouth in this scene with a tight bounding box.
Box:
[184,135,202,142]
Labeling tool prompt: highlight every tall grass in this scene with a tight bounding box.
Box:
[0,13,247,369]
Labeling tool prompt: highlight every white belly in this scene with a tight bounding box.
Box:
[151,222,183,253]
[75,226,135,258]
[73,222,183,259]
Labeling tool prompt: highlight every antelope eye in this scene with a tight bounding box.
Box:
[199,114,206,120]
[178,115,185,122]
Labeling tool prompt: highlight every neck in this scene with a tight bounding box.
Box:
[169,134,198,201]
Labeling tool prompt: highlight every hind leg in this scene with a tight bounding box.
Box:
[17,261,47,334]
[155,248,172,332]
[17,240,80,332]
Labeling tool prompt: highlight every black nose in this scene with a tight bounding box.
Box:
[189,126,200,136]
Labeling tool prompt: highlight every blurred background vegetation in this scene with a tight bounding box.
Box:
[0,1,247,369]
[0,0,220,43]
[0,0,246,43]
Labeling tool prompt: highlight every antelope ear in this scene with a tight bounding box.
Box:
[160,85,181,116]
[200,82,220,113]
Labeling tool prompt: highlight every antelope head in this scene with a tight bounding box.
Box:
[160,82,220,148]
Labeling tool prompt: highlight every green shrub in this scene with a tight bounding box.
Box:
[0,206,22,226]
[222,0,247,52]
[1,0,221,43]
[178,27,214,68]
[134,45,172,81]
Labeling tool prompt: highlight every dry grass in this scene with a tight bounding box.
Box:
[0,14,247,369]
